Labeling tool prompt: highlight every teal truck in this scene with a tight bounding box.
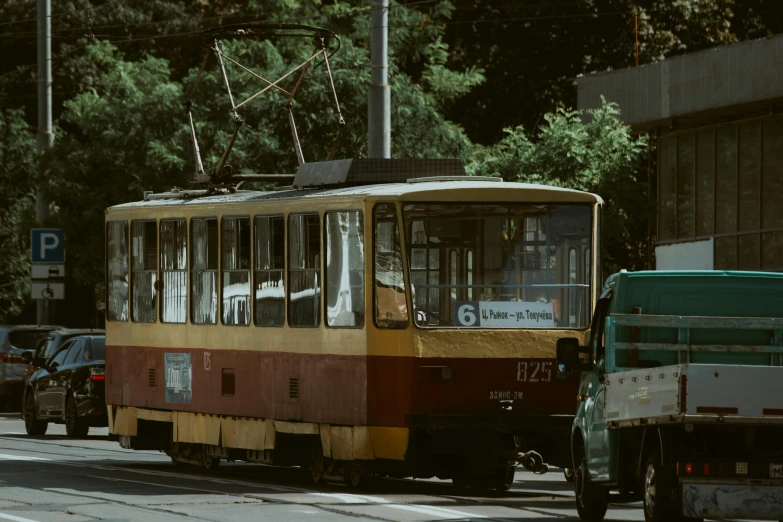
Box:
[556,270,783,521]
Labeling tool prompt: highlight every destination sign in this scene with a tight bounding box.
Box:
[454,301,556,328]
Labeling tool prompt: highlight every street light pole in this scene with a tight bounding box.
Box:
[37,0,53,325]
[368,0,390,158]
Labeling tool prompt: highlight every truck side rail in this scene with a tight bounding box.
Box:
[605,314,783,372]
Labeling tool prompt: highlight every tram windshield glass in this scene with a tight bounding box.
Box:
[403,203,593,329]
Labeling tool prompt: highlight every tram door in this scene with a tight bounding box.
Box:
[444,247,476,322]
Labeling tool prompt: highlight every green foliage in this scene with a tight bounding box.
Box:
[0,108,37,322]
[34,0,481,306]
[470,99,651,273]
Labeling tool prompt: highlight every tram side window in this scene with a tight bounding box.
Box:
[222,217,251,326]
[254,215,285,326]
[131,220,157,323]
[374,204,408,328]
[160,219,187,323]
[289,214,321,327]
[106,221,129,322]
[191,217,218,325]
[325,211,364,328]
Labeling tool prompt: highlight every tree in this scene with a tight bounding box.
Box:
[38,1,483,324]
[0,107,37,323]
[469,98,651,274]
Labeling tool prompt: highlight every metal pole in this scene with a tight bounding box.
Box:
[37,0,53,325]
[368,0,390,158]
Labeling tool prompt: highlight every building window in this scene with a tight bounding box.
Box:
[738,122,761,233]
[254,215,285,327]
[160,219,187,323]
[288,214,320,327]
[659,115,783,272]
[325,211,364,328]
[715,126,738,235]
[106,221,129,322]
[191,217,218,325]
[695,130,715,236]
[658,135,676,241]
[373,203,408,329]
[222,216,251,326]
[676,133,695,238]
[131,220,157,323]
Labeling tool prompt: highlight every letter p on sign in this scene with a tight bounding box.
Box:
[31,228,65,264]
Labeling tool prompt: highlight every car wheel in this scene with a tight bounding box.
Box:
[23,391,47,436]
[574,457,608,521]
[65,395,89,438]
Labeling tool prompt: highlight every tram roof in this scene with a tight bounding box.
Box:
[108,179,602,212]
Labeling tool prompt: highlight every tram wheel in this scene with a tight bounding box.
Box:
[199,445,221,471]
[345,467,363,489]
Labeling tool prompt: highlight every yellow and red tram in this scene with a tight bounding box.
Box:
[105,159,602,488]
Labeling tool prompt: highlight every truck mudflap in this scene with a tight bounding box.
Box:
[682,481,783,520]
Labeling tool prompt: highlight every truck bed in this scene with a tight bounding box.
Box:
[604,363,783,428]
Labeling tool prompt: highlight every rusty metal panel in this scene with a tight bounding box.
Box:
[222,417,266,450]
[274,420,319,435]
[352,426,375,460]
[319,423,331,457]
[113,406,137,436]
[263,419,275,450]
[330,426,353,460]
[368,427,408,461]
[176,412,220,445]
[136,408,173,423]
[107,404,115,433]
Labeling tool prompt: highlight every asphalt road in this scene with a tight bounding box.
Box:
[0,412,650,522]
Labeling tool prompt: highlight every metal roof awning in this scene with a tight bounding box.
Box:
[577,33,783,132]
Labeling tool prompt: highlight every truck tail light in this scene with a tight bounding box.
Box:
[703,463,710,476]
[735,461,748,475]
[90,368,105,382]
[684,462,694,475]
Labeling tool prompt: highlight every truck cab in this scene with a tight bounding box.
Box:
[558,270,783,522]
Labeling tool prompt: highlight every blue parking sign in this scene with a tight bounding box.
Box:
[31,228,65,264]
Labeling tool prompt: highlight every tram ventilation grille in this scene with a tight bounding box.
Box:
[148,368,156,388]
[289,378,299,400]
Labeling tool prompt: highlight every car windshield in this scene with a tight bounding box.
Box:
[9,330,51,351]
[404,203,593,329]
[89,338,106,360]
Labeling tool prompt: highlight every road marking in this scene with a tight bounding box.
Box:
[311,493,488,519]
[0,512,41,522]
[0,454,50,461]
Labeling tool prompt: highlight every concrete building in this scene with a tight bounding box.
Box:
[578,34,783,271]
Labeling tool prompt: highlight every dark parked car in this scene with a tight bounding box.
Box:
[0,325,62,411]
[23,335,107,437]
[22,329,104,386]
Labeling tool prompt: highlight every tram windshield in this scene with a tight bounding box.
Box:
[403,203,593,329]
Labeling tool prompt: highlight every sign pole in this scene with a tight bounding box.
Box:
[37,0,54,325]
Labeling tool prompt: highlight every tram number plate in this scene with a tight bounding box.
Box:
[517,361,553,383]
[771,463,783,478]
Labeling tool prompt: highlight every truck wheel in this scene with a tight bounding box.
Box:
[575,458,608,521]
[643,453,674,522]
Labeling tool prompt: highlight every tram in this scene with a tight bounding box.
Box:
[104,158,602,489]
